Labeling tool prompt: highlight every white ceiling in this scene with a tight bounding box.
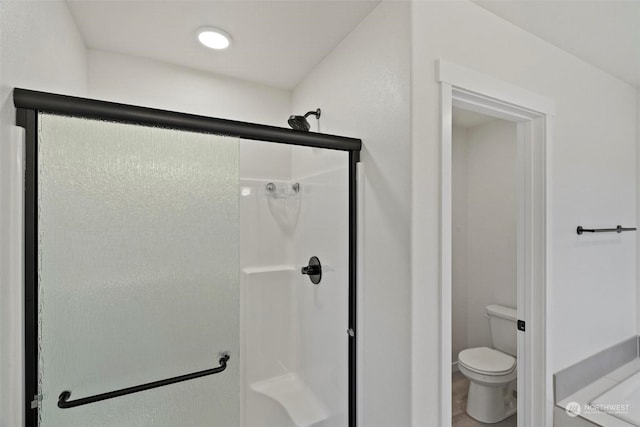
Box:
[67,0,380,90]
[67,1,640,91]
[473,0,640,89]
[452,106,500,129]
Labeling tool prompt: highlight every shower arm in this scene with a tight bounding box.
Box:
[304,109,321,119]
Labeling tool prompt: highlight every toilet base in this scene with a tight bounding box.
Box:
[466,379,516,423]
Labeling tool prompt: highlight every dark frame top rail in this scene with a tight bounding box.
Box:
[13,88,362,152]
[576,225,637,235]
[58,354,230,409]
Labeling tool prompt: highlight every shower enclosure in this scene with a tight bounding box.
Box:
[14,88,360,427]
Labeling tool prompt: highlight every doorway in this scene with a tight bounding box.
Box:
[436,60,554,427]
[451,107,518,427]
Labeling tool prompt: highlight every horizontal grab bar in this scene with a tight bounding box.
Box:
[58,354,230,409]
[576,225,637,235]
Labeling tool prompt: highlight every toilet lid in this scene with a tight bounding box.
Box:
[458,347,516,375]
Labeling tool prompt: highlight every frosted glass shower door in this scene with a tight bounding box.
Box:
[37,114,239,427]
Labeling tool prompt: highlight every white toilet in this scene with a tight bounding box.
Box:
[457,304,517,423]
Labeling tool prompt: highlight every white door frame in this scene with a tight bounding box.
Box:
[437,60,555,427]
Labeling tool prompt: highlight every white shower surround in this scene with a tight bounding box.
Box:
[240,141,349,427]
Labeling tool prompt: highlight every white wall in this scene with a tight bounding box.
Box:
[452,120,517,361]
[292,2,412,426]
[451,126,468,362]
[88,50,290,126]
[412,1,638,424]
[0,2,88,426]
[87,50,293,181]
[637,90,640,334]
[465,120,517,350]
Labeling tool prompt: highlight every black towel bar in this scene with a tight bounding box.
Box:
[58,354,230,409]
[576,225,637,235]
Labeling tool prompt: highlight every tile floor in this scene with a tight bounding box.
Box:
[452,371,517,427]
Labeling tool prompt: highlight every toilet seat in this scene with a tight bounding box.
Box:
[458,347,516,376]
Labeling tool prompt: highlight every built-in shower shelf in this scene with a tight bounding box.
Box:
[250,373,329,427]
[242,265,296,275]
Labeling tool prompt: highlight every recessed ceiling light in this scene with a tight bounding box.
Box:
[197,27,232,50]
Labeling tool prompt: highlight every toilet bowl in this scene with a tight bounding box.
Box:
[457,305,517,423]
[458,347,516,422]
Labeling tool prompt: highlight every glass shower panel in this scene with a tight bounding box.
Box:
[240,141,349,427]
[289,146,349,427]
[37,114,239,426]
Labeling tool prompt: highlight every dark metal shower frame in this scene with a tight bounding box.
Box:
[14,88,361,427]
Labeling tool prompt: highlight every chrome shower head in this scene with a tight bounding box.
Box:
[288,108,321,132]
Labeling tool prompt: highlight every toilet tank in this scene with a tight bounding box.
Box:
[486,305,517,357]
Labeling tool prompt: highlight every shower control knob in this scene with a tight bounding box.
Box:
[301,265,320,275]
[301,256,322,285]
